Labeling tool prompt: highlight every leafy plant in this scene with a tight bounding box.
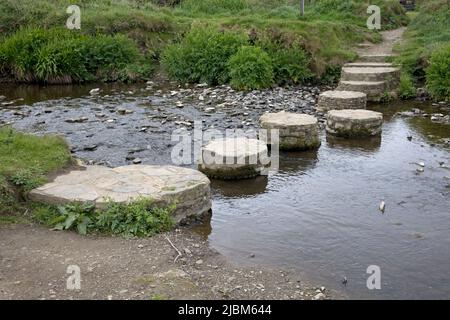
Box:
[426,43,450,100]
[162,25,247,85]
[228,46,274,90]
[53,202,95,235]
[256,35,312,85]
[398,73,417,99]
[96,198,175,238]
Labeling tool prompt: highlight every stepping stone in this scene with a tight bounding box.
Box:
[199,137,268,180]
[29,165,211,224]
[344,62,393,68]
[341,67,400,84]
[259,111,321,151]
[337,81,387,102]
[317,91,367,112]
[358,54,395,63]
[326,109,383,138]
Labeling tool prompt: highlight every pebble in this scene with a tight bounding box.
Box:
[195,259,203,265]
[132,158,142,164]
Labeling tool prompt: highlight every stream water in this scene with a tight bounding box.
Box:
[1,82,449,299]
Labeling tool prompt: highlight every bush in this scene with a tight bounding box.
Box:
[426,44,450,100]
[398,73,417,99]
[256,36,312,85]
[162,25,247,85]
[0,27,151,83]
[228,46,274,90]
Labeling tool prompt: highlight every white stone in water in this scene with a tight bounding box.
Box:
[259,111,320,151]
[326,109,383,138]
[29,165,211,224]
[199,137,268,180]
[317,90,367,112]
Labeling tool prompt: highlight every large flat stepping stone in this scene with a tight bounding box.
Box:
[359,54,395,63]
[259,111,320,151]
[341,67,400,84]
[326,109,383,138]
[29,165,211,224]
[344,62,393,68]
[337,80,387,102]
[199,137,268,180]
[317,91,367,112]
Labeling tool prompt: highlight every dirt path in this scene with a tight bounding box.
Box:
[0,222,336,300]
[356,27,406,56]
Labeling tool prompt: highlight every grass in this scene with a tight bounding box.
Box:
[0,127,72,214]
[394,0,450,99]
[0,0,408,85]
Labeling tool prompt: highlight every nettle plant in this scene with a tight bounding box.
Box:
[49,198,175,237]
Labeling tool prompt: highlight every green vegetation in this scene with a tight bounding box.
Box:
[162,25,247,85]
[33,198,175,237]
[228,46,274,90]
[0,127,72,215]
[0,0,408,87]
[426,44,450,100]
[0,27,151,83]
[394,0,450,100]
[398,73,417,99]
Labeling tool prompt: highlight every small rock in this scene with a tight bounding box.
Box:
[195,259,203,265]
[132,158,142,164]
[313,292,326,300]
[89,88,100,95]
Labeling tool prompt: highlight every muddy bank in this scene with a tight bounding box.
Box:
[0,222,336,300]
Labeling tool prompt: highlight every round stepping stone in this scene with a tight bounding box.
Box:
[199,137,268,180]
[29,165,211,224]
[337,81,387,102]
[259,111,321,151]
[317,91,367,112]
[326,109,383,138]
[341,67,400,85]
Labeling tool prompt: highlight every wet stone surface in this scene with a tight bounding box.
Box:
[0,83,327,167]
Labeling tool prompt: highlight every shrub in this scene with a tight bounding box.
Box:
[398,73,417,99]
[256,36,312,85]
[426,44,450,100]
[162,25,247,85]
[228,46,274,90]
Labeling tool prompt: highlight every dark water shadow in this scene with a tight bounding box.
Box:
[277,148,319,174]
[326,135,382,153]
[210,176,269,199]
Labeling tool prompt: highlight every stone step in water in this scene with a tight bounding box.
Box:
[326,109,383,138]
[317,91,367,112]
[199,137,269,180]
[29,165,212,224]
[341,67,400,86]
[358,54,395,63]
[337,80,387,102]
[259,111,320,150]
[344,62,393,68]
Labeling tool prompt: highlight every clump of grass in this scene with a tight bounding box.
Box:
[398,73,417,99]
[0,127,72,214]
[228,46,274,90]
[0,27,151,83]
[33,198,175,237]
[394,0,450,94]
[162,24,247,85]
[426,43,450,100]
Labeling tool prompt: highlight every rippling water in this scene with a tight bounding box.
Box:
[1,83,449,299]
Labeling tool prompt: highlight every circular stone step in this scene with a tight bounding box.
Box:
[29,165,211,224]
[337,80,387,102]
[259,111,320,150]
[326,109,383,138]
[341,67,400,84]
[317,90,367,112]
[344,62,393,68]
[199,137,268,180]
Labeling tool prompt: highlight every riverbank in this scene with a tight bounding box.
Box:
[0,221,335,300]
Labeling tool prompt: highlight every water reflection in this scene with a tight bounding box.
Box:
[211,176,268,198]
[278,149,319,174]
[326,135,382,153]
